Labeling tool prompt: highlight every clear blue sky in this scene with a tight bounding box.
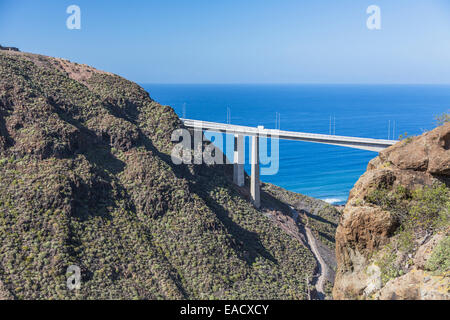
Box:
[1,0,450,84]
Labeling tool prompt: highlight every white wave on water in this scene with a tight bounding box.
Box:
[322,198,346,205]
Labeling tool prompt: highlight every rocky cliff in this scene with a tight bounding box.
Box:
[333,123,450,300]
[0,50,340,299]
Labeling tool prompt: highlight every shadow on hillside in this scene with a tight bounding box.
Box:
[192,168,278,266]
[0,109,14,150]
[317,231,335,245]
[300,210,338,228]
[50,102,134,222]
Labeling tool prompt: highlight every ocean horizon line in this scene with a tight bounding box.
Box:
[139,83,450,86]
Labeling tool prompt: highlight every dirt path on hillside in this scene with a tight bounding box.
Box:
[304,224,328,299]
[290,206,327,300]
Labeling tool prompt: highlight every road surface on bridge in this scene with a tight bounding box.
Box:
[181,118,398,152]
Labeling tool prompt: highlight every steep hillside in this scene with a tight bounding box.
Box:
[0,50,339,300]
[333,123,450,300]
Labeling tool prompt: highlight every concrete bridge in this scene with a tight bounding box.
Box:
[181,118,398,208]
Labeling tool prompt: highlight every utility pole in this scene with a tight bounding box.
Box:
[329,116,332,135]
[333,116,336,135]
[392,120,396,140]
[388,120,391,140]
[182,103,186,119]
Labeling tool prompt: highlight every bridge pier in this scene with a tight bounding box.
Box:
[250,128,262,209]
[233,134,245,187]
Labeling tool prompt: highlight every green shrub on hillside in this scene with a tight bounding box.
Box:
[435,112,450,126]
[367,182,449,283]
[366,182,449,265]
[366,182,449,234]
[425,236,450,275]
[375,244,403,285]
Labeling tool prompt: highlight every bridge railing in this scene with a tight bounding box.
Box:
[180,118,398,146]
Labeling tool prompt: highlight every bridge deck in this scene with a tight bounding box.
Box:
[181,118,398,152]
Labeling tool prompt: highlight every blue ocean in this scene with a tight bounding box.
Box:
[143,84,450,205]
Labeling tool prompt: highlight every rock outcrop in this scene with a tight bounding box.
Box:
[0,45,19,52]
[333,123,450,300]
